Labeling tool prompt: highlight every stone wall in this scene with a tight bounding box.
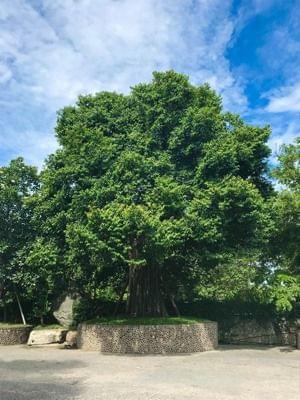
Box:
[77,322,218,353]
[219,318,297,346]
[0,326,32,345]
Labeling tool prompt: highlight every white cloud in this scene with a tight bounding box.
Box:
[0,63,12,84]
[1,0,298,169]
[0,0,250,165]
[266,83,300,113]
[242,106,299,165]
[268,123,299,155]
[0,129,58,169]
[0,0,245,109]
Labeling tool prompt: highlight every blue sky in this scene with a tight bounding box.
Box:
[0,0,299,168]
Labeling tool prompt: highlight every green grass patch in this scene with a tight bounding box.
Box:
[33,324,63,330]
[0,323,31,329]
[85,316,208,325]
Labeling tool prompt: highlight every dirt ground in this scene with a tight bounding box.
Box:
[0,344,299,400]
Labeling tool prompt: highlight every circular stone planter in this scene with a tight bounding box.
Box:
[77,321,218,354]
[0,325,33,345]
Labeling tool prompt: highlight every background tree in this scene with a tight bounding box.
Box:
[34,71,273,317]
[0,158,39,323]
[272,137,299,274]
[258,138,300,312]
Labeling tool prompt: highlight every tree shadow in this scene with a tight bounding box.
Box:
[0,380,80,400]
[100,351,194,357]
[217,344,297,352]
[1,358,85,373]
[279,347,297,353]
[0,358,86,400]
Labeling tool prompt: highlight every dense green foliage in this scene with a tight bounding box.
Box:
[0,158,39,321]
[0,71,299,322]
[258,137,300,311]
[272,137,300,274]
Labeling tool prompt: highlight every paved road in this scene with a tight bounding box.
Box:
[0,345,299,400]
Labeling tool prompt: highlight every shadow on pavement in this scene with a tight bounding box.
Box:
[0,358,85,400]
[0,380,80,400]
[217,344,297,352]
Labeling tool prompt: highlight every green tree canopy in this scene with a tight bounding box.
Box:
[33,71,273,317]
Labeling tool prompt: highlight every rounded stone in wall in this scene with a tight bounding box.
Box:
[0,326,33,345]
[77,322,218,354]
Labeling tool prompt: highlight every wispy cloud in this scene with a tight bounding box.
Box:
[256,1,300,115]
[243,0,300,160]
[266,83,300,113]
[268,120,299,155]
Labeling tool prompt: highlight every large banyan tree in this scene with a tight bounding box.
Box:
[34,71,272,317]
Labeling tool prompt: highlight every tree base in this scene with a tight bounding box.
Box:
[126,265,167,317]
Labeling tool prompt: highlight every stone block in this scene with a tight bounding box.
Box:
[65,330,78,348]
[28,329,67,345]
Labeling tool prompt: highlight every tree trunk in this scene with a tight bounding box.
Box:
[126,264,167,317]
[0,285,7,322]
[113,275,128,316]
[3,302,7,322]
[169,294,181,317]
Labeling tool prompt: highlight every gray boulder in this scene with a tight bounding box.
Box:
[65,330,78,348]
[53,295,77,327]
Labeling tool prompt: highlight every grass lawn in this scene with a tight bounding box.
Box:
[0,323,31,329]
[0,323,67,330]
[85,316,208,325]
[33,324,64,330]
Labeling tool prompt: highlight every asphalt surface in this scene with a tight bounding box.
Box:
[0,345,299,399]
